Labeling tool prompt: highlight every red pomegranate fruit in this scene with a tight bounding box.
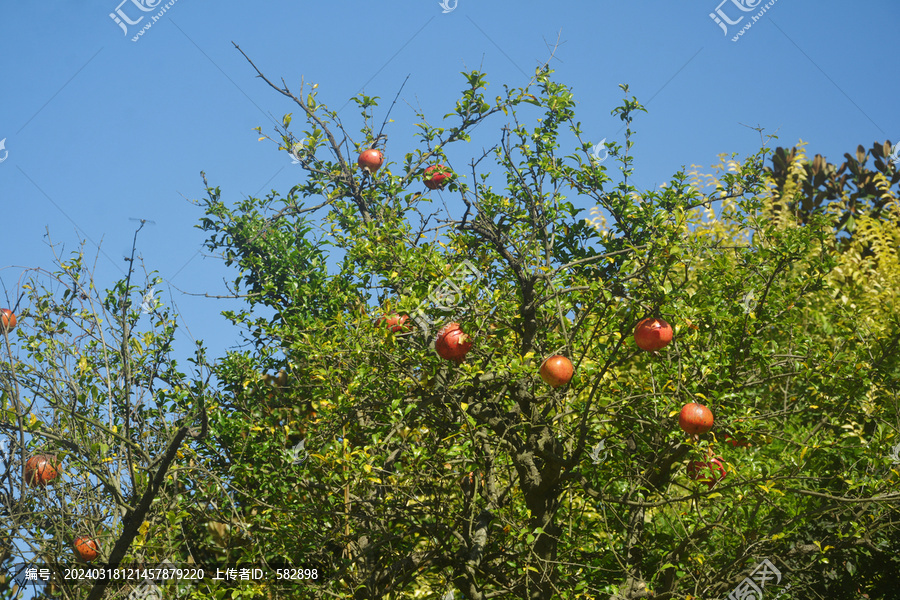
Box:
[634,317,673,351]
[679,402,714,435]
[435,322,473,363]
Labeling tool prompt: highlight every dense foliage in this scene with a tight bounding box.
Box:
[185,62,900,599]
[1,61,898,600]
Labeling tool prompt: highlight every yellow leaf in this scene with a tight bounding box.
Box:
[258,137,266,142]
[460,403,468,412]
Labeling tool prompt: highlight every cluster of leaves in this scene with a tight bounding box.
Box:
[763,140,900,238]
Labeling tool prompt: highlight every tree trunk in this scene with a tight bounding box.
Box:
[518,426,565,599]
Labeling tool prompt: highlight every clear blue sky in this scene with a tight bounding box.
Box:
[1,0,898,381]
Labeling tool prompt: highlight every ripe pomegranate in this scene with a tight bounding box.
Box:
[634,317,673,351]
[459,471,484,496]
[423,165,452,190]
[73,536,100,562]
[724,433,751,448]
[376,312,410,333]
[357,148,384,173]
[678,402,714,435]
[687,457,726,488]
[539,355,574,388]
[435,322,472,363]
[24,455,59,487]
[0,309,16,332]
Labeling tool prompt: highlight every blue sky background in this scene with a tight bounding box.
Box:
[1,0,898,594]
